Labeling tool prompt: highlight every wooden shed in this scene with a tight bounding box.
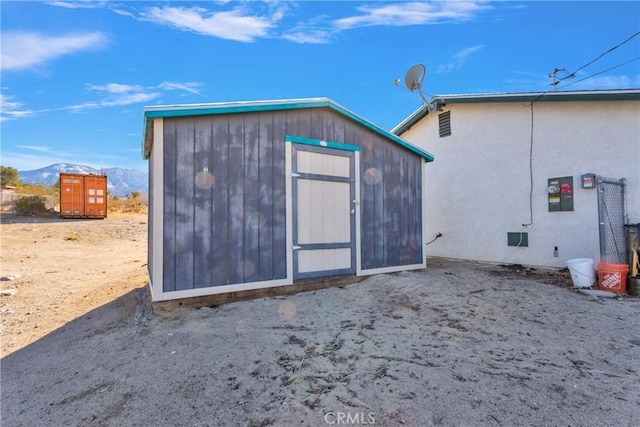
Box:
[142,98,434,302]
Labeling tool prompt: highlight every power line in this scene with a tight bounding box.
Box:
[526,33,639,228]
[559,31,640,81]
[557,56,640,89]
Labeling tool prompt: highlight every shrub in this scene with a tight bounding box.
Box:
[14,196,49,216]
[107,196,147,214]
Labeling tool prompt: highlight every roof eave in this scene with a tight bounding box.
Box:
[392,104,430,136]
[393,89,640,136]
[141,98,434,162]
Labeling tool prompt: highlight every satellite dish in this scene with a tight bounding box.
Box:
[404,64,425,92]
[395,63,439,111]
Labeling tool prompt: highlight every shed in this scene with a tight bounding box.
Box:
[142,98,434,302]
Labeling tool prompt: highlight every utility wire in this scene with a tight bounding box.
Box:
[558,31,640,81]
[557,57,640,89]
[521,32,639,229]
[522,102,534,227]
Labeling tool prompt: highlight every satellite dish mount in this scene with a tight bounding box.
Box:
[395,64,440,112]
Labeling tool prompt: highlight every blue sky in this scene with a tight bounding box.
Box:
[1,1,639,172]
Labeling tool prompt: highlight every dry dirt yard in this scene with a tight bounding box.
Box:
[1,213,639,427]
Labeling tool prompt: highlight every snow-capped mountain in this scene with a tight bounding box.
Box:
[19,163,148,197]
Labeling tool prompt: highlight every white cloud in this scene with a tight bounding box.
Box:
[437,45,484,73]
[1,32,108,70]
[141,6,281,42]
[111,8,134,18]
[1,79,199,121]
[88,83,145,94]
[333,1,490,30]
[69,86,161,111]
[158,82,203,96]
[79,81,205,109]
[0,94,35,122]
[282,30,333,44]
[282,14,334,44]
[99,92,161,107]
[281,1,490,44]
[45,1,109,9]
[17,145,51,152]
[56,80,204,114]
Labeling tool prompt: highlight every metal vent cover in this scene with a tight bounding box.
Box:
[438,111,451,137]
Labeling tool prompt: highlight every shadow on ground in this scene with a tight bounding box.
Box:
[2,259,639,427]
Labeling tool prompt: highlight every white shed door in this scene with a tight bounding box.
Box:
[292,144,356,280]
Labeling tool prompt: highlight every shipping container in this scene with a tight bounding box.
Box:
[60,173,108,219]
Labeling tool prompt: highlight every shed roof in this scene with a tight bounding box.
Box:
[393,88,640,135]
[142,97,434,162]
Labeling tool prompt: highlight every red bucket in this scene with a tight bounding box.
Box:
[598,262,629,294]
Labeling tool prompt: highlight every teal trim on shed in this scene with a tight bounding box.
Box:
[142,98,433,162]
[285,134,360,152]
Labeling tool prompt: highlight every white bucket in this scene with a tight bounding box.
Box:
[566,258,595,288]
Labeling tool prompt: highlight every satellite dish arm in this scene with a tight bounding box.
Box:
[417,87,429,104]
[396,63,440,111]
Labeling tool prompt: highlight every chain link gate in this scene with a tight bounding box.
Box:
[597,177,627,264]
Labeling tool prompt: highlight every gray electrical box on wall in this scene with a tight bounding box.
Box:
[581,173,596,188]
[548,176,574,211]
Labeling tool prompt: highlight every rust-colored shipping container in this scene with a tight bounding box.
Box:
[60,173,108,219]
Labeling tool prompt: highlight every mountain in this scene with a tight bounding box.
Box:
[19,163,148,197]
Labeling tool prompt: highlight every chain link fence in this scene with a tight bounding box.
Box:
[0,192,56,216]
[597,177,627,264]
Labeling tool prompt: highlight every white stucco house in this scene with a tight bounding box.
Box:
[393,89,640,268]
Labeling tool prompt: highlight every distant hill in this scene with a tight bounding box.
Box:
[19,163,148,198]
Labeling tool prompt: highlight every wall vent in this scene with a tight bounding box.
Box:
[438,111,451,137]
[507,232,528,247]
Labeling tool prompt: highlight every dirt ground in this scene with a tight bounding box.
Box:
[0,212,148,358]
[1,213,639,427]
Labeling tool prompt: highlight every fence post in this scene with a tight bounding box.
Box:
[597,176,606,262]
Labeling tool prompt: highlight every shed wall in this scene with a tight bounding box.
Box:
[360,137,423,269]
[160,107,423,292]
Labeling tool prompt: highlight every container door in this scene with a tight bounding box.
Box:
[84,176,107,218]
[60,174,85,217]
[292,144,356,280]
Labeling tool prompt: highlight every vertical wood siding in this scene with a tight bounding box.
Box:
[163,119,177,292]
[359,129,423,270]
[160,108,422,292]
[162,113,287,291]
[193,116,213,288]
[358,127,422,270]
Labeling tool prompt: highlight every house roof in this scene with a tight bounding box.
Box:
[392,88,640,136]
[142,97,434,162]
